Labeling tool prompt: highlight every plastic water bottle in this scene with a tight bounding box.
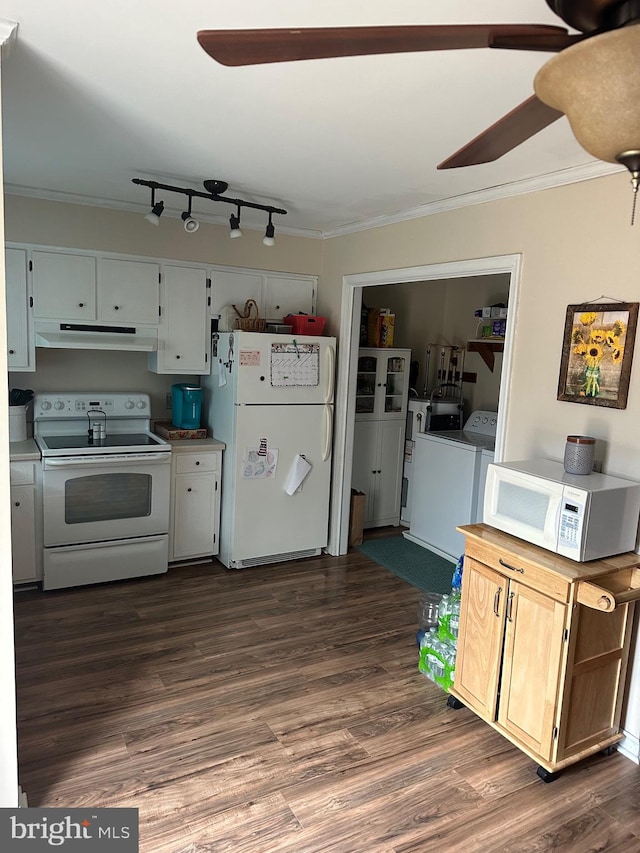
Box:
[452,555,464,593]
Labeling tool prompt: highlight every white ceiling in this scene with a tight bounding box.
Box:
[0,1,620,238]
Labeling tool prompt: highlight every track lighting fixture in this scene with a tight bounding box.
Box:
[262,213,276,247]
[144,189,164,226]
[133,177,286,242]
[229,206,243,239]
[181,196,200,232]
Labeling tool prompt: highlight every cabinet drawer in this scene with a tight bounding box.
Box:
[175,453,219,475]
[10,461,36,485]
[465,537,569,603]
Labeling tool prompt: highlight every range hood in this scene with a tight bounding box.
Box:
[35,322,158,352]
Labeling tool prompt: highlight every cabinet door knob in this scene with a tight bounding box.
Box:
[78,302,84,308]
[187,488,192,493]
[114,305,120,310]
[176,355,181,359]
[195,461,200,465]
[8,349,15,354]
[14,501,20,507]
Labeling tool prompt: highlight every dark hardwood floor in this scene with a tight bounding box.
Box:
[13,538,640,853]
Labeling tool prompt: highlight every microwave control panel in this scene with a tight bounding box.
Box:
[558,492,586,552]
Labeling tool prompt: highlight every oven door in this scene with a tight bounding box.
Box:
[42,452,171,546]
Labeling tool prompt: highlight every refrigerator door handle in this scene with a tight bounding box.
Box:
[322,403,333,462]
[325,344,335,404]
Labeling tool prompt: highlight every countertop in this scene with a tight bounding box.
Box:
[161,436,226,453]
[9,439,40,462]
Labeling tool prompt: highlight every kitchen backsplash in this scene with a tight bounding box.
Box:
[9,348,198,431]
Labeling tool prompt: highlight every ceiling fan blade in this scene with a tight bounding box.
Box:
[197,25,571,66]
[437,95,564,169]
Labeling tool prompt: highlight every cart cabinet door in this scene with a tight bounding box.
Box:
[454,557,507,719]
[497,580,567,761]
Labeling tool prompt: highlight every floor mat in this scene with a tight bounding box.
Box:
[357,535,455,594]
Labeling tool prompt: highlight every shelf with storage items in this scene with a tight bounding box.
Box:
[355,348,411,420]
[352,347,411,529]
[466,339,505,372]
[451,523,640,781]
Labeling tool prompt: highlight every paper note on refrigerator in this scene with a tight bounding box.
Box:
[270,343,319,386]
[284,454,312,495]
[242,442,278,478]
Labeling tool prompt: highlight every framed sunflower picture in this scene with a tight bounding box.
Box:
[557,302,639,408]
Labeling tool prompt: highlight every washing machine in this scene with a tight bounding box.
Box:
[404,410,498,562]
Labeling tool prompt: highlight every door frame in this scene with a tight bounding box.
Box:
[327,254,522,556]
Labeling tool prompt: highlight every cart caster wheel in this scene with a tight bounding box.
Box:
[447,695,465,710]
[536,765,560,783]
[601,745,616,756]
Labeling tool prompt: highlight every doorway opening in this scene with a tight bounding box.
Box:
[328,254,522,556]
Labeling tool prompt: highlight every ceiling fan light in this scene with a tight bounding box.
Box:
[534,26,640,164]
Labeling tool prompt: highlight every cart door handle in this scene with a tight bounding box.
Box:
[493,587,502,617]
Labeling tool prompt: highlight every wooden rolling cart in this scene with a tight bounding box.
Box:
[449,523,640,782]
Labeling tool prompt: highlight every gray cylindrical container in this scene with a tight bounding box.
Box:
[564,435,596,475]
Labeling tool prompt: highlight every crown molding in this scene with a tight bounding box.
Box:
[6,159,619,241]
[322,160,621,238]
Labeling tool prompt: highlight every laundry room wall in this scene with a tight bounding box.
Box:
[365,274,509,416]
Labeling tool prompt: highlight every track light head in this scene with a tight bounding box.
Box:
[229,207,243,238]
[144,200,164,226]
[263,214,275,247]
[181,211,200,233]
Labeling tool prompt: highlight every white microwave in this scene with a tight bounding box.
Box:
[484,458,640,561]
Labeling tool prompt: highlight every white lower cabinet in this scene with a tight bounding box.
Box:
[351,420,405,528]
[169,447,222,562]
[10,461,41,583]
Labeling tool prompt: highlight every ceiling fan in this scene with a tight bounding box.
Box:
[197,0,640,188]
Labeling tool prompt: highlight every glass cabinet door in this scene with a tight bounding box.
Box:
[356,355,378,414]
[355,349,410,419]
[384,355,407,414]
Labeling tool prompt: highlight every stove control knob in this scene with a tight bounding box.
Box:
[54,401,65,411]
[40,401,52,411]
[136,400,146,409]
[124,400,135,410]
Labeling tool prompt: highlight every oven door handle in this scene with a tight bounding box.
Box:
[44,453,171,468]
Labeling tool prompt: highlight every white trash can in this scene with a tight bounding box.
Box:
[9,404,28,443]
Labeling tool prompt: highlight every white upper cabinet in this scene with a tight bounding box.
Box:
[97,258,160,325]
[32,251,160,325]
[5,247,35,371]
[148,264,209,375]
[263,275,316,321]
[209,270,263,320]
[32,250,97,321]
[209,266,316,326]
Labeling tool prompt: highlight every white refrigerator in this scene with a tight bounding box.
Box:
[202,331,336,569]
